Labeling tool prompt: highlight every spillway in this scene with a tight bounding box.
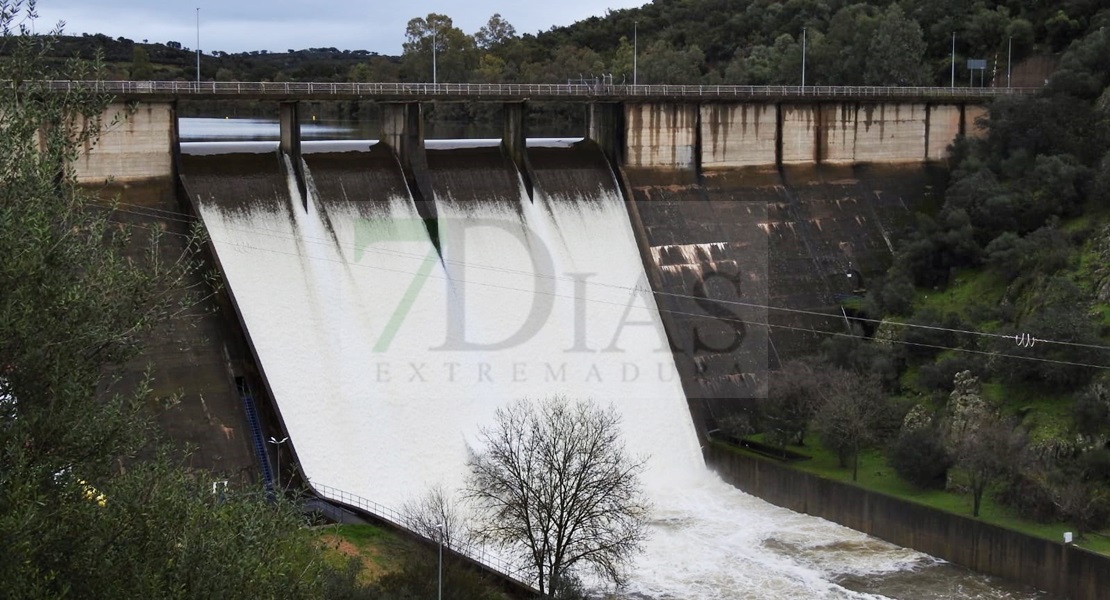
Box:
[182,140,1038,600]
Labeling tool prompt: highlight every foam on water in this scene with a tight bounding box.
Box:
[191,147,1038,600]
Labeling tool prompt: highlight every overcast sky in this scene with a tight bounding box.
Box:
[31,1,647,55]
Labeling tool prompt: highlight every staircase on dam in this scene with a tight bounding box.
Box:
[236,378,275,497]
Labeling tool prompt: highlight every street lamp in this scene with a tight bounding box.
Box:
[1007,36,1012,88]
[435,523,445,600]
[951,32,956,88]
[431,28,438,84]
[633,20,638,86]
[268,436,288,489]
[800,27,807,92]
[195,8,200,85]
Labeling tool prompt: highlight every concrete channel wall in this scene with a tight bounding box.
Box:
[707,444,1110,600]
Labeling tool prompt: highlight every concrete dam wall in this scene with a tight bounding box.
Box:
[624,101,986,170]
[71,98,1049,598]
[625,163,948,417]
[176,138,1033,599]
[74,97,957,484]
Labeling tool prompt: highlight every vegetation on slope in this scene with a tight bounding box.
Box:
[724,19,1110,543]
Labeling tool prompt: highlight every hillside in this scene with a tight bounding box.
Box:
[11,1,1106,86]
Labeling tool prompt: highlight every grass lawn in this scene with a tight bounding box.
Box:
[729,438,1110,556]
[319,523,409,584]
[913,267,1008,320]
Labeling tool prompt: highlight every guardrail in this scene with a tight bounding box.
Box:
[308,482,534,590]
[40,80,1037,101]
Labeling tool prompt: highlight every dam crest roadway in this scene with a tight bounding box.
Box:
[45,79,1033,102]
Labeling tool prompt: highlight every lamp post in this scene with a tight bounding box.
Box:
[436,523,445,600]
[268,436,288,489]
[800,27,807,92]
[633,20,638,86]
[431,28,437,84]
[951,32,956,87]
[195,8,200,85]
[1007,36,1012,88]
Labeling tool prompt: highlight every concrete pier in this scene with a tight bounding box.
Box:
[380,102,440,252]
[502,101,535,201]
[279,101,307,206]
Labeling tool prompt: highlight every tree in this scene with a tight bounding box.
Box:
[888,405,953,489]
[401,484,473,553]
[129,45,154,80]
[944,371,1027,517]
[401,13,477,82]
[466,397,649,597]
[637,40,706,84]
[864,4,928,86]
[814,370,891,481]
[0,6,363,597]
[740,34,799,85]
[525,44,605,84]
[475,13,516,50]
[808,4,880,85]
[761,358,824,449]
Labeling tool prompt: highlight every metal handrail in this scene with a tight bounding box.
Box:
[308,482,533,589]
[40,80,1037,101]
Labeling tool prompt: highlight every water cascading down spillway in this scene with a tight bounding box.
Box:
[182,137,1030,600]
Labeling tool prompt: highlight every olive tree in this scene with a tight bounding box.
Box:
[466,397,649,597]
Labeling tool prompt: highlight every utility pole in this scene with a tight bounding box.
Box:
[633,21,638,86]
[195,8,200,86]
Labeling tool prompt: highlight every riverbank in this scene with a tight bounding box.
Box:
[707,441,1110,600]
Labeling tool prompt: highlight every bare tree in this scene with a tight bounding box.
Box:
[1036,474,1110,539]
[465,397,649,597]
[944,371,1027,517]
[762,358,826,449]
[400,484,473,553]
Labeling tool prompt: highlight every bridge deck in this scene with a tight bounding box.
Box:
[48,80,1034,103]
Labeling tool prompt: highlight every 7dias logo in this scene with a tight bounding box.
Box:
[352,215,767,392]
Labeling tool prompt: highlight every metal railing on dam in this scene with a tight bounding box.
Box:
[308,482,535,591]
[43,79,1037,102]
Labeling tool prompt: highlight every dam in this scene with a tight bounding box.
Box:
[79,86,1053,598]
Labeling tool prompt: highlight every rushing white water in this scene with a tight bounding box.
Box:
[191,146,1038,600]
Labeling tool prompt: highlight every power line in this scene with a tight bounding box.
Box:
[107,216,1110,373]
[108,202,1110,356]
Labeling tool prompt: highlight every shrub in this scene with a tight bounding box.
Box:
[887,426,953,489]
[916,356,985,397]
[994,470,1062,523]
